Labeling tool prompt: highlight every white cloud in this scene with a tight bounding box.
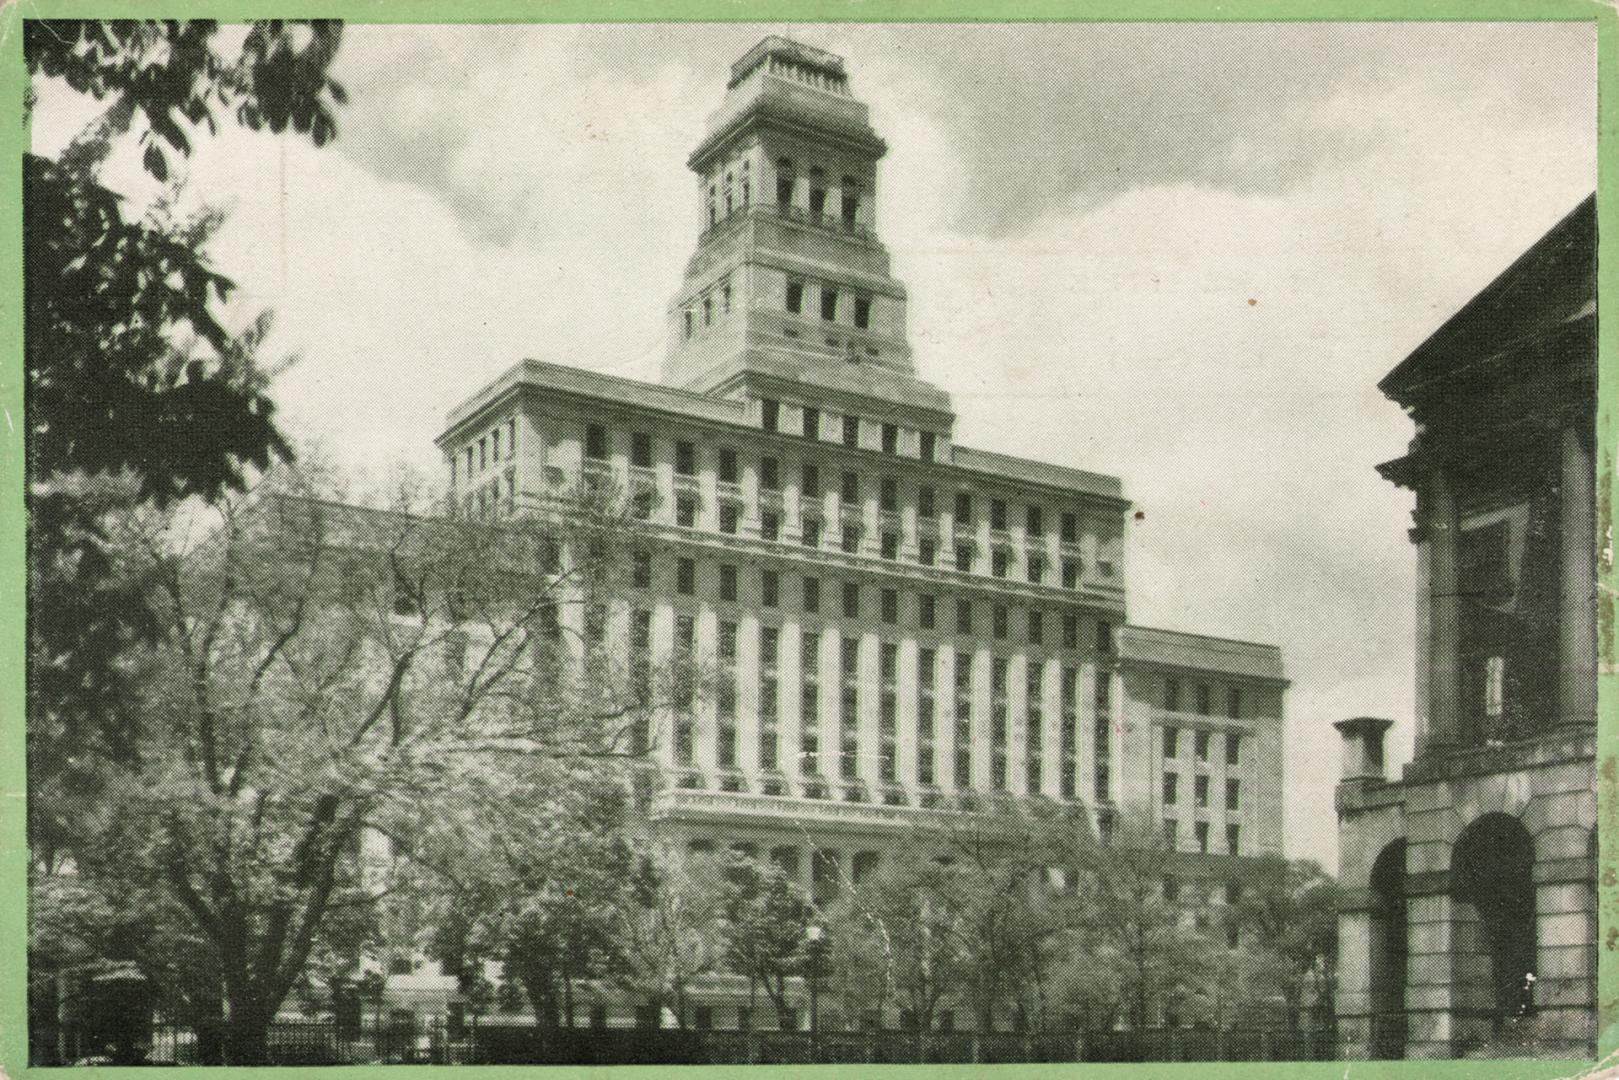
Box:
[28,23,1595,869]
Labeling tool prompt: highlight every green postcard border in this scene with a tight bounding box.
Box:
[0,1,1613,1078]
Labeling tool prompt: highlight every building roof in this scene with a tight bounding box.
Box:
[1379,193,1595,406]
[1117,624,1287,684]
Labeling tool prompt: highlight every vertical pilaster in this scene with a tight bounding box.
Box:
[1558,425,1597,728]
[1425,467,1461,754]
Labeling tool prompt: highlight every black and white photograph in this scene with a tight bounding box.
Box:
[22,19,1601,1067]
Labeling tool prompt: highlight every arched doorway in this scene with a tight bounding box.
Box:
[1452,814,1536,1039]
[1368,840,1407,1058]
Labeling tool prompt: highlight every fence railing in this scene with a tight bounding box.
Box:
[75,1020,1338,1066]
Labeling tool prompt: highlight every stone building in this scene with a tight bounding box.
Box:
[1335,194,1597,1059]
[437,36,1288,943]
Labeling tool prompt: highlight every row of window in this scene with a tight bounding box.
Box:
[783,276,872,329]
[1163,818,1243,856]
[454,417,517,485]
[1161,772,1244,811]
[650,604,1115,800]
[1163,677,1245,720]
[1162,725,1245,765]
[651,553,1114,650]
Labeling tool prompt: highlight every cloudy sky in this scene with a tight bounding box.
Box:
[33,21,1596,867]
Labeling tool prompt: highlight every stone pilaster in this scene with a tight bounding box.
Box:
[1425,467,1461,754]
[1558,425,1597,728]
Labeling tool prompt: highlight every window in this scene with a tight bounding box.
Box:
[919,486,936,518]
[809,169,828,216]
[1163,726,1179,759]
[1027,610,1043,645]
[1028,556,1044,585]
[1196,822,1210,854]
[956,599,973,636]
[1226,824,1241,855]
[1485,655,1506,718]
[854,295,871,329]
[882,423,898,454]
[881,476,898,511]
[478,437,487,471]
[1062,561,1079,589]
[955,492,973,524]
[762,399,779,433]
[840,470,859,504]
[1226,778,1241,811]
[1195,730,1210,762]
[1227,686,1243,720]
[1096,620,1113,653]
[919,593,935,630]
[803,406,819,440]
[881,588,898,624]
[955,544,973,572]
[881,532,898,560]
[719,564,737,602]
[1195,774,1209,808]
[762,569,779,608]
[632,550,651,588]
[684,309,694,338]
[1165,678,1181,712]
[919,539,935,566]
[802,518,821,547]
[843,582,860,619]
[1026,506,1043,536]
[722,282,732,312]
[821,288,838,321]
[1226,734,1241,767]
[1163,772,1178,805]
[992,605,1008,640]
[777,159,794,204]
[761,511,779,541]
[991,498,1007,531]
[843,415,860,448]
[631,432,652,468]
[761,456,780,491]
[677,558,695,595]
[719,504,739,534]
[840,524,861,554]
[675,440,696,475]
[703,297,712,326]
[1063,613,1079,650]
[490,427,500,461]
[585,424,608,460]
[719,448,738,484]
[801,462,820,497]
[1163,875,1180,903]
[803,576,821,613]
[1164,819,1179,847]
[1195,683,1212,716]
[786,280,804,314]
[841,178,859,224]
[991,549,1008,578]
[676,495,697,527]
[1061,512,1077,543]
[920,431,937,462]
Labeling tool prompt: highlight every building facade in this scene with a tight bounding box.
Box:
[1335,195,1598,1060]
[428,37,1287,1029]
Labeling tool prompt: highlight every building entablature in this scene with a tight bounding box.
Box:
[1116,625,1288,686]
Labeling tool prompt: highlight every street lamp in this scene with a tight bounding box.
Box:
[804,924,828,1061]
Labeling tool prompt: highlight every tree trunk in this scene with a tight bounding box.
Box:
[222,1005,273,1066]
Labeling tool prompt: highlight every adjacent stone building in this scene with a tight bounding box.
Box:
[1335,194,1598,1059]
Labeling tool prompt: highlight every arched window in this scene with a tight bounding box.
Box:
[808,167,827,217]
[841,176,860,226]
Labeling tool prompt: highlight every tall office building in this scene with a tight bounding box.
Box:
[438,37,1285,937]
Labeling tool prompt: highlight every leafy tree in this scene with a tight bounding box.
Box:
[1231,856,1340,1030]
[721,856,813,1030]
[25,18,346,876]
[29,466,663,1063]
[609,847,727,1029]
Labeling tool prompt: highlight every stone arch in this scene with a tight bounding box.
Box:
[1451,813,1537,1040]
[1367,839,1408,1059]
